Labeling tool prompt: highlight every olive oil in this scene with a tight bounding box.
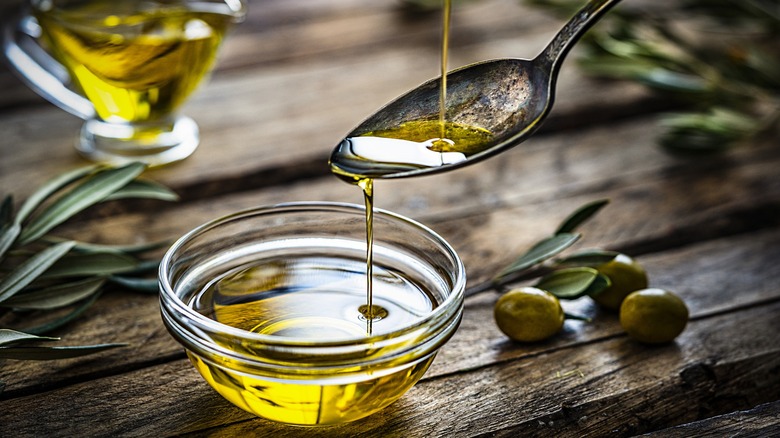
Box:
[439,0,452,138]
[329,0,491,336]
[330,120,494,180]
[189,351,434,425]
[188,251,438,425]
[357,177,380,333]
[192,256,434,343]
[35,0,233,123]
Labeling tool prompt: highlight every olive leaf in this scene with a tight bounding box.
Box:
[0,277,106,310]
[557,249,619,267]
[474,199,613,296]
[38,252,138,279]
[0,241,75,303]
[535,267,611,299]
[0,223,20,261]
[659,108,762,154]
[661,109,759,136]
[495,233,580,281]
[43,236,171,255]
[527,0,779,153]
[18,162,146,245]
[14,164,104,225]
[583,273,612,298]
[0,343,126,360]
[0,329,59,346]
[103,180,179,202]
[555,199,609,234]
[635,69,709,94]
[0,163,177,366]
[0,196,19,260]
[578,56,660,79]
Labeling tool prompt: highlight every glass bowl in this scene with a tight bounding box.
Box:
[159,202,465,426]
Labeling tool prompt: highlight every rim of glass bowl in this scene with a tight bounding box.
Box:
[158,201,466,350]
[31,0,248,22]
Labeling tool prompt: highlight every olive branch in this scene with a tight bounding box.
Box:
[465,198,618,303]
[0,163,177,392]
[524,0,780,153]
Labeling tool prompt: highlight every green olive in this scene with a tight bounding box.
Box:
[494,287,564,342]
[590,253,648,311]
[620,288,689,344]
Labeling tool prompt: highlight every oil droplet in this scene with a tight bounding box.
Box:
[358,304,389,322]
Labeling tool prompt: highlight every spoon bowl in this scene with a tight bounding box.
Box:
[330,0,622,180]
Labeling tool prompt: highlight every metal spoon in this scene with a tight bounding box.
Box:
[330,0,622,180]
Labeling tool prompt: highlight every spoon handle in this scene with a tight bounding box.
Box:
[537,0,623,72]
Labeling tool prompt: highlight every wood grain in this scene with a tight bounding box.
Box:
[639,401,780,437]
[1,296,777,437]
[0,0,777,435]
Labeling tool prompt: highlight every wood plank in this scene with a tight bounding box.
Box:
[1,291,777,436]
[639,401,780,437]
[215,0,559,70]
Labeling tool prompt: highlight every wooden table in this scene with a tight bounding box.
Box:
[1,0,779,436]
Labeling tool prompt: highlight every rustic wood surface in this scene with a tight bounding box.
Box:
[1,0,778,436]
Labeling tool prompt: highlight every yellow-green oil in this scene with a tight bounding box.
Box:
[35,0,231,123]
[363,120,494,156]
[439,0,451,137]
[189,353,433,425]
[358,177,378,333]
[188,255,438,425]
[329,120,494,183]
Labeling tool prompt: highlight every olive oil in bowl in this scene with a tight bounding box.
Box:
[188,253,436,425]
[159,203,465,426]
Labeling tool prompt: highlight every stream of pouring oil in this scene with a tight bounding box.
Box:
[345,0,455,335]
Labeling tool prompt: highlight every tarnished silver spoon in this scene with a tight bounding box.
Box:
[330,0,622,180]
